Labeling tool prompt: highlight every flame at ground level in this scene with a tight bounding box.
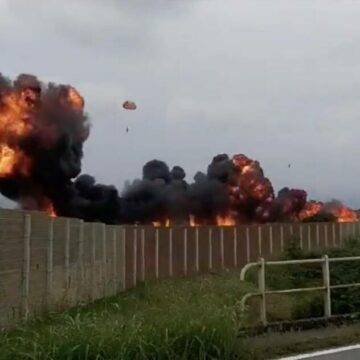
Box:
[152,219,170,227]
[298,201,358,223]
[151,203,358,227]
[216,215,236,226]
[332,207,358,223]
[44,201,56,218]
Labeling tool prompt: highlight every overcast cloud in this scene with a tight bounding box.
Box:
[1,0,360,207]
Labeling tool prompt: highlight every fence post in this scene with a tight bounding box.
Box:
[46,217,54,309]
[233,227,238,267]
[316,224,320,247]
[339,224,343,246]
[169,228,173,277]
[208,228,213,270]
[220,227,224,269]
[324,224,328,248]
[112,227,117,294]
[308,225,312,250]
[195,227,199,273]
[258,257,267,326]
[246,227,250,263]
[183,228,188,275]
[21,214,31,320]
[258,227,262,257]
[91,223,97,300]
[121,227,126,290]
[133,227,137,286]
[77,220,84,302]
[155,228,159,279]
[141,228,145,282]
[290,225,294,236]
[102,224,107,297]
[64,219,70,290]
[352,222,356,237]
[269,225,273,255]
[322,255,331,319]
[280,225,284,252]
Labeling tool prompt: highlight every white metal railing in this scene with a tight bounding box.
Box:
[240,255,360,326]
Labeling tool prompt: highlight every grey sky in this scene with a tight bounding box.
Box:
[1,0,360,207]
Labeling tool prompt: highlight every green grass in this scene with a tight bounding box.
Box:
[263,237,360,320]
[0,273,254,360]
[2,237,360,359]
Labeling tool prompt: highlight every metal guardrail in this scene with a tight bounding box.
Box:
[240,255,360,326]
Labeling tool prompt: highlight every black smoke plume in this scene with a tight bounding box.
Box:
[0,73,356,224]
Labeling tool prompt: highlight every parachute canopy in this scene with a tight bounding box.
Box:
[123,100,137,110]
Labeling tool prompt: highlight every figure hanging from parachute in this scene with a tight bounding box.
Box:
[122,100,137,134]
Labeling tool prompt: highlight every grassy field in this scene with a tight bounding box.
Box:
[0,273,254,360]
[2,238,360,360]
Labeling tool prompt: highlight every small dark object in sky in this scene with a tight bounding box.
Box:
[123,100,137,110]
[126,127,129,133]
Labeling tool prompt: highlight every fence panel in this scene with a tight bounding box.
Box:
[0,211,24,325]
[0,208,358,327]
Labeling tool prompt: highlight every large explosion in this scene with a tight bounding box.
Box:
[0,73,357,225]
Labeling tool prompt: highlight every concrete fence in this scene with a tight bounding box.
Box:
[0,208,359,327]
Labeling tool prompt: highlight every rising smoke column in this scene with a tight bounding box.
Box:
[0,73,119,223]
[120,160,190,224]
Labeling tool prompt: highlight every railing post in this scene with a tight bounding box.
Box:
[258,257,267,326]
[322,255,331,319]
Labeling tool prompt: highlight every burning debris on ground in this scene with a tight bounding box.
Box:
[0,72,357,225]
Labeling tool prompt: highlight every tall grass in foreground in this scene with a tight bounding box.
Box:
[0,273,252,360]
[2,237,360,359]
